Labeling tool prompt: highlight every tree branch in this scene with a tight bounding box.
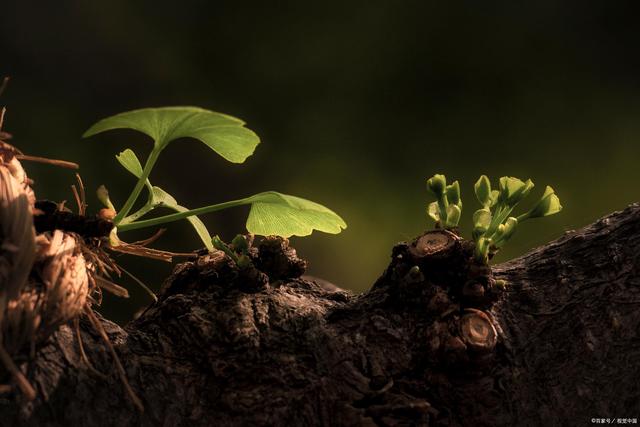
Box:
[2,205,640,426]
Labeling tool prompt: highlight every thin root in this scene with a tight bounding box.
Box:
[119,265,158,302]
[73,317,108,380]
[15,154,79,170]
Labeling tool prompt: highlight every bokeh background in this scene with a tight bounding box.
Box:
[2,1,639,323]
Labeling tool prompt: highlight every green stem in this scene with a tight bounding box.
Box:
[120,203,154,225]
[117,198,250,232]
[485,204,513,240]
[437,193,449,224]
[113,148,161,224]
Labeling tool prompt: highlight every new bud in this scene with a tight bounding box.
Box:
[474,175,492,207]
[427,174,447,196]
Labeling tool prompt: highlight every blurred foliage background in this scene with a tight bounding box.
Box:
[2,1,640,323]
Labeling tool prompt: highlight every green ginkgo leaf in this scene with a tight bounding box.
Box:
[116,149,153,193]
[446,181,461,206]
[84,106,260,164]
[473,208,492,231]
[245,191,347,237]
[116,148,144,177]
[445,204,461,227]
[427,201,440,222]
[474,175,492,207]
[518,186,562,221]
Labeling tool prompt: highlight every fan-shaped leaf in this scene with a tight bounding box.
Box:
[245,191,346,237]
[116,148,154,198]
[85,106,260,164]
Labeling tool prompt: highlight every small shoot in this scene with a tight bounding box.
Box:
[212,234,253,269]
[472,175,561,264]
[426,174,462,229]
[84,106,346,254]
[423,173,562,264]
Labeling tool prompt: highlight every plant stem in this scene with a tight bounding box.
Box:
[113,148,161,224]
[120,204,154,225]
[117,198,250,232]
[437,194,449,224]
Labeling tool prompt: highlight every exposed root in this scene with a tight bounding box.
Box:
[118,265,157,302]
[108,242,197,263]
[15,154,79,170]
[73,317,107,380]
[95,276,129,298]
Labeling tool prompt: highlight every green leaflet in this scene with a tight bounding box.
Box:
[87,105,346,252]
[245,192,347,237]
[116,149,152,194]
[151,187,213,250]
[115,148,212,250]
[84,106,260,163]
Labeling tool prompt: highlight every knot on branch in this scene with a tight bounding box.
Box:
[253,236,307,280]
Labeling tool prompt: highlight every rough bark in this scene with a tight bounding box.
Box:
[2,204,640,427]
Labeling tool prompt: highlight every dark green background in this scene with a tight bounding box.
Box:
[2,2,639,322]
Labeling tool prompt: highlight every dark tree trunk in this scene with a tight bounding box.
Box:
[2,204,640,427]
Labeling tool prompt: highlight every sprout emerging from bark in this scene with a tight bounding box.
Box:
[84,107,346,253]
[426,174,462,229]
[425,173,562,264]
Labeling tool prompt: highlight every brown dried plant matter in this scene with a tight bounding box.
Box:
[0,124,143,409]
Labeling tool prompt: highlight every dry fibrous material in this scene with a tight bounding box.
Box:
[0,143,96,401]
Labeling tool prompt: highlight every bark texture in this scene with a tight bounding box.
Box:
[1,204,640,427]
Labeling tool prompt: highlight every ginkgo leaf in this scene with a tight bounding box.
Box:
[427,201,440,222]
[474,175,491,207]
[116,149,153,194]
[116,148,144,177]
[245,191,347,237]
[84,106,260,164]
[151,186,213,250]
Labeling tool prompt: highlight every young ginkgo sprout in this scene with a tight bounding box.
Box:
[426,174,462,229]
[425,173,562,264]
[84,106,346,250]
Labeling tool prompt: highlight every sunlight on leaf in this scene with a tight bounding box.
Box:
[84,106,260,163]
[245,191,347,237]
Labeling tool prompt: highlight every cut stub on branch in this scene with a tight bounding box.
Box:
[409,229,460,259]
[459,308,497,354]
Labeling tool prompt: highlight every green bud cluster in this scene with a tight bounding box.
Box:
[426,174,463,229]
[472,175,561,263]
[425,173,562,264]
[212,234,253,268]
